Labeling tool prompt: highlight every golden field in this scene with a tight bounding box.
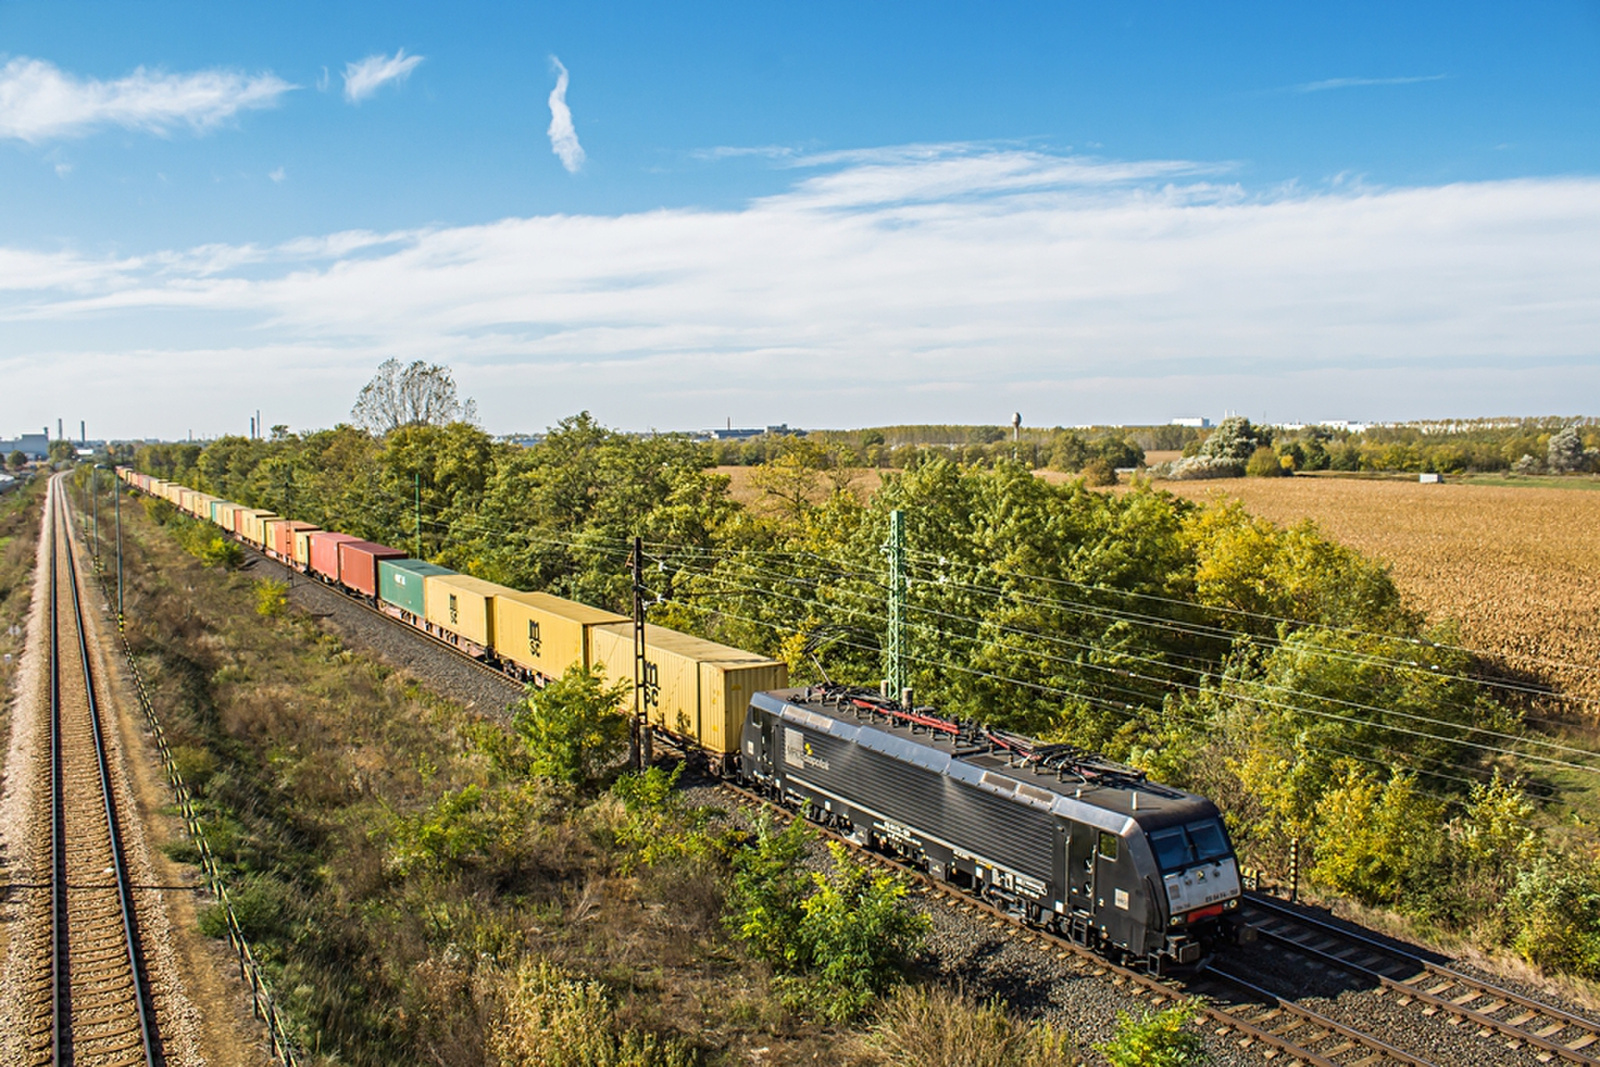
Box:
[1154,475,1600,706]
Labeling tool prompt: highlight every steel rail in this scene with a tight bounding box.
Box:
[54,479,160,1066]
[49,486,66,1065]
[709,773,1433,1067]
[1244,893,1600,1063]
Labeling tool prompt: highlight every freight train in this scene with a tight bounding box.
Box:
[117,467,1244,971]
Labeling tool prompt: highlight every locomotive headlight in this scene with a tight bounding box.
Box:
[1225,898,1239,910]
[1170,914,1183,927]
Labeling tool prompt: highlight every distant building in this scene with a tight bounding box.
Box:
[0,432,48,459]
[1171,417,1211,429]
[707,423,802,440]
[1419,472,1444,484]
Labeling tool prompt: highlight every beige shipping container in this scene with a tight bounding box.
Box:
[239,510,278,546]
[589,623,787,755]
[293,528,318,567]
[494,591,626,680]
[423,574,507,650]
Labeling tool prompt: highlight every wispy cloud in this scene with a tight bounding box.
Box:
[1293,74,1448,93]
[0,56,294,143]
[1,146,1596,434]
[269,166,286,183]
[547,56,585,173]
[342,49,424,104]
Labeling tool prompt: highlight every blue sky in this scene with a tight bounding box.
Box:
[1,1,1598,438]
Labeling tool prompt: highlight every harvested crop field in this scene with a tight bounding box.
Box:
[1152,476,1600,707]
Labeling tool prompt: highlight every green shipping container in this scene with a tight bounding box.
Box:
[379,558,455,618]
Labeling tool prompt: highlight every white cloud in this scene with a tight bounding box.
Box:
[1293,74,1448,93]
[0,56,294,143]
[342,49,424,104]
[546,56,585,173]
[1,145,1597,436]
[269,166,286,183]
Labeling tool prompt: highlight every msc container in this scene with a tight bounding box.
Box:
[309,532,360,582]
[589,623,788,756]
[338,540,407,598]
[268,520,317,561]
[379,558,455,619]
[494,592,627,681]
[423,574,507,651]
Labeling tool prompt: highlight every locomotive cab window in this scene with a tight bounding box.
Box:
[1149,819,1232,872]
[1097,831,1118,861]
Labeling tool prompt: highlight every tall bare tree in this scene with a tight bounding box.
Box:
[351,359,477,435]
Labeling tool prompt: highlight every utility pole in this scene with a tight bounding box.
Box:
[414,472,422,558]
[114,475,123,618]
[884,509,907,704]
[91,465,100,561]
[629,536,651,770]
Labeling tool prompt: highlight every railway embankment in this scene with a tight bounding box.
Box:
[116,483,1318,1066]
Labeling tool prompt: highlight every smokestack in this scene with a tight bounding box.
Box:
[257,410,262,439]
[57,418,63,441]
[80,420,85,444]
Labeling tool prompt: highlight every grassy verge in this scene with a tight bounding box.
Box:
[112,490,1101,1066]
[0,478,44,720]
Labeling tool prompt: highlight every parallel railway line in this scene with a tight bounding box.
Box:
[23,477,161,1066]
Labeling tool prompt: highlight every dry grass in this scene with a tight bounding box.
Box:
[1148,476,1600,706]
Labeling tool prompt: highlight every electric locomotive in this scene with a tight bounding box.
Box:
[740,684,1244,971]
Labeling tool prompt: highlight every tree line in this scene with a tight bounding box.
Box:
[128,409,1600,981]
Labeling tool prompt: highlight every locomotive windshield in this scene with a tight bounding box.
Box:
[1149,819,1232,872]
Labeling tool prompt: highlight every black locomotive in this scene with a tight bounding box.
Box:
[740,685,1244,971]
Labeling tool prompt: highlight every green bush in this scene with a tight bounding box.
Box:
[1097,1004,1208,1067]
[254,578,289,617]
[776,842,930,1022]
[1506,855,1600,978]
[1245,446,1288,477]
[511,665,631,787]
[386,782,540,878]
[726,815,813,967]
[610,763,718,872]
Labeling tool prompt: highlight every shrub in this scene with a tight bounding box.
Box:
[610,763,719,872]
[385,782,540,878]
[726,815,813,967]
[1079,457,1118,487]
[254,578,289,618]
[1097,1004,1208,1067]
[1311,767,1441,906]
[1506,855,1600,978]
[1245,446,1288,477]
[870,984,1079,1067]
[511,665,631,787]
[777,842,930,1022]
[489,959,699,1067]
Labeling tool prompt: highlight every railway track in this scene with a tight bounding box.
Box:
[1242,893,1600,1064]
[21,477,161,1066]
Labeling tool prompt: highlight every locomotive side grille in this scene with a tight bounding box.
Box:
[785,725,1055,879]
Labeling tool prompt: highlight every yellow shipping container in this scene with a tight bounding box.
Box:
[423,574,508,650]
[589,623,787,755]
[494,591,626,680]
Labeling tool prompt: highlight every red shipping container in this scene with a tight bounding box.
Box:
[337,540,407,597]
[309,532,360,582]
[271,520,318,560]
